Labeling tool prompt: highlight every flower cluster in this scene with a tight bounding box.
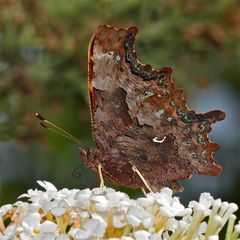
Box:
[0,181,239,240]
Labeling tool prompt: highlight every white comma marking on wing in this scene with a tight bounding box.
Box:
[152,136,166,143]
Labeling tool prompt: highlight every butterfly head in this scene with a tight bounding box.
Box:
[79,148,100,170]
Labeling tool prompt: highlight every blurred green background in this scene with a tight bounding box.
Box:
[0,0,240,214]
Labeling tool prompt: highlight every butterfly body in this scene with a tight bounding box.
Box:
[85,25,225,192]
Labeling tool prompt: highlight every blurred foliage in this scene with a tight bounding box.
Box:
[0,0,240,212]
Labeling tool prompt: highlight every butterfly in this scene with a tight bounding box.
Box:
[36,25,225,192]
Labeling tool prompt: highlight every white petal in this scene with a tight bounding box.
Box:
[207,235,219,240]
[171,199,186,215]
[83,219,99,234]
[199,192,214,209]
[113,215,126,228]
[107,192,125,205]
[18,193,29,199]
[150,233,162,240]
[142,217,153,228]
[165,218,178,231]
[56,234,69,240]
[118,200,131,212]
[19,232,32,240]
[189,201,206,213]
[37,180,57,191]
[229,203,238,213]
[28,203,41,212]
[159,188,173,199]
[68,228,79,238]
[179,220,188,230]
[198,221,207,234]
[75,189,91,202]
[22,212,41,229]
[51,207,67,216]
[39,234,56,240]
[36,180,45,188]
[91,213,104,222]
[91,195,108,204]
[94,221,107,237]
[137,197,154,207]
[58,188,71,198]
[79,211,90,219]
[235,224,240,232]
[104,187,116,194]
[3,224,17,236]
[0,204,12,216]
[39,220,58,233]
[127,214,141,227]
[160,206,174,217]
[133,230,151,240]
[75,229,90,239]
[92,187,105,195]
[95,202,108,211]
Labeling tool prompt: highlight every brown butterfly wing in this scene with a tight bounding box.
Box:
[88,25,225,192]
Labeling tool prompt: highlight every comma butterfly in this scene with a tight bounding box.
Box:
[82,25,225,192]
[36,25,225,192]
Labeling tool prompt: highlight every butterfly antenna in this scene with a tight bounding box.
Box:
[35,113,86,150]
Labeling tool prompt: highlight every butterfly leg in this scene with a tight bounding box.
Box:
[141,188,147,196]
[98,164,105,188]
[132,166,153,192]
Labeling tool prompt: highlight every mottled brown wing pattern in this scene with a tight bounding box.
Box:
[88,25,225,192]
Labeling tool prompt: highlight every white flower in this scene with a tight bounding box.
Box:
[1,181,239,240]
[127,214,141,227]
[74,188,91,209]
[189,192,214,216]
[0,225,16,239]
[106,191,127,207]
[0,204,12,217]
[90,195,109,211]
[113,214,126,228]
[147,188,186,217]
[127,205,153,228]
[21,212,41,235]
[43,199,68,216]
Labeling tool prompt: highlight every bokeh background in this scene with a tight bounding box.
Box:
[0,0,240,216]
